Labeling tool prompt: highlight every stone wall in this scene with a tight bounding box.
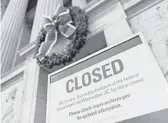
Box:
[1,79,24,123]
[128,0,168,80]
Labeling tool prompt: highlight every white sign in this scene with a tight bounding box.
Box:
[47,34,168,123]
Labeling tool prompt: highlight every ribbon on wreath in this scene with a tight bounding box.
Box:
[36,5,76,58]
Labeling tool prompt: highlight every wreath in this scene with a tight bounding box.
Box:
[35,6,89,69]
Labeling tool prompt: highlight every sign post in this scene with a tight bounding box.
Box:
[47,33,168,123]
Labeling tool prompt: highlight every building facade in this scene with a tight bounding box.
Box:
[1,0,168,123]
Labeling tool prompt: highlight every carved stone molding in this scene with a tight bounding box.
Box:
[1,80,24,123]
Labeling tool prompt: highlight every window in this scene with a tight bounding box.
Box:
[63,0,72,8]
[55,31,107,71]
[14,0,38,67]
[86,0,94,3]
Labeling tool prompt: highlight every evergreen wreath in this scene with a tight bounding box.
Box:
[35,6,89,69]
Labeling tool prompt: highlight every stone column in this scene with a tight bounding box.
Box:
[72,0,87,8]
[1,0,29,74]
[104,2,133,46]
[21,59,40,123]
[20,0,63,123]
[29,0,63,43]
